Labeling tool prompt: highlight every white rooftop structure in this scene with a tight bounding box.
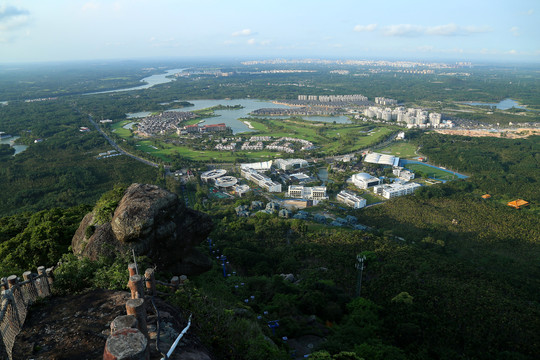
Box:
[201,169,227,182]
[274,158,309,171]
[240,160,273,171]
[234,184,250,196]
[364,152,400,166]
[291,173,310,181]
[352,173,381,189]
[215,176,238,188]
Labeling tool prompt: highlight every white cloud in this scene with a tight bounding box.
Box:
[510,26,519,37]
[232,29,252,37]
[247,38,256,45]
[527,9,534,15]
[507,49,517,55]
[82,2,101,12]
[353,24,377,32]
[382,23,492,37]
[0,4,30,42]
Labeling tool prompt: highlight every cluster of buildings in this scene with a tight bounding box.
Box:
[362,106,446,128]
[297,94,368,102]
[211,136,313,153]
[214,142,237,151]
[251,107,341,117]
[182,123,228,134]
[266,137,313,153]
[200,169,249,196]
[137,111,196,136]
[96,150,121,160]
[240,167,282,192]
[375,97,398,106]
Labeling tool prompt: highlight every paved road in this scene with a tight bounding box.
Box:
[87,115,161,168]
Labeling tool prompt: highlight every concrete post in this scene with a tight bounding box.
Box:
[128,263,137,277]
[103,327,149,360]
[144,269,156,297]
[125,298,148,339]
[37,266,50,295]
[7,275,17,289]
[128,275,144,300]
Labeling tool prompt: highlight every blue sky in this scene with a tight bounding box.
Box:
[0,0,538,63]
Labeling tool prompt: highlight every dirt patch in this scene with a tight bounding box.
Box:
[435,128,540,139]
[13,289,212,360]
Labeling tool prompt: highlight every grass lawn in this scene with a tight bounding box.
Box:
[378,141,419,158]
[110,120,134,138]
[109,116,399,163]
[404,163,460,181]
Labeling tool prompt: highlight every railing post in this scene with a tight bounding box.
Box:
[171,276,179,290]
[103,328,148,360]
[23,271,38,303]
[6,275,17,290]
[110,315,138,333]
[46,267,54,286]
[144,269,156,297]
[128,263,137,277]
[125,298,148,339]
[128,275,144,300]
[37,266,50,295]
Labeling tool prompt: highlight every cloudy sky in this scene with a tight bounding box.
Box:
[0,0,538,63]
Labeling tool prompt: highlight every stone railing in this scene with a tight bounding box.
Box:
[0,266,54,360]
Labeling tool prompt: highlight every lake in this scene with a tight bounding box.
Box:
[464,98,528,110]
[158,99,350,134]
[0,136,28,155]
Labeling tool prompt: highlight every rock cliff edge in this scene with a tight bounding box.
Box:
[72,183,213,275]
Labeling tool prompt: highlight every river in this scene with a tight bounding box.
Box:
[86,68,187,95]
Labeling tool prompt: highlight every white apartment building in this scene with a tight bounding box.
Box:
[287,185,327,200]
[336,190,367,209]
[373,182,421,199]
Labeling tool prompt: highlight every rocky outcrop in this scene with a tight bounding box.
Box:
[72,183,213,275]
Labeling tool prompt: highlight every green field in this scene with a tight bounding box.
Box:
[403,163,460,181]
[377,141,418,158]
[110,120,134,138]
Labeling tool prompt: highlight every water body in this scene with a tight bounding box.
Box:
[86,68,187,95]
[399,159,468,180]
[0,136,28,155]
[126,111,153,119]
[465,98,527,110]
[167,99,350,134]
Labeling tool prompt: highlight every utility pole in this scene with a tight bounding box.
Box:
[355,254,366,297]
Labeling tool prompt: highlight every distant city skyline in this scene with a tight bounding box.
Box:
[0,0,539,64]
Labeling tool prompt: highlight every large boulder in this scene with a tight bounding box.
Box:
[72,184,213,275]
